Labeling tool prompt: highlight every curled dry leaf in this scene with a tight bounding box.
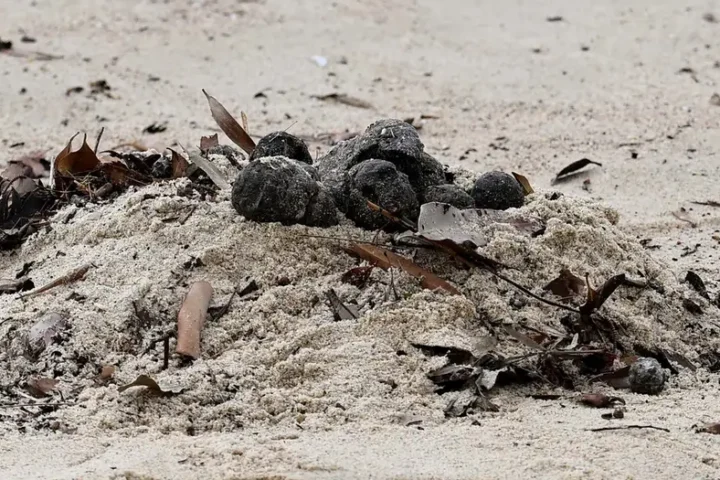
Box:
[340,265,374,288]
[579,393,625,408]
[512,172,534,195]
[26,377,59,398]
[184,147,230,189]
[200,134,220,152]
[202,89,256,155]
[580,274,626,315]
[695,422,720,434]
[552,158,602,184]
[54,133,101,179]
[685,271,710,300]
[176,281,213,359]
[118,374,184,396]
[345,243,460,295]
[544,268,585,301]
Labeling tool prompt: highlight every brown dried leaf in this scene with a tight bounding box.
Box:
[580,274,626,315]
[100,365,116,379]
[118,374,184,396]
[326,288,359,320]
[696,422,720,434]
[202,89,256,155]
[168,148,190,178]
[544,268,585,301]
[579,393,625,408]
[54,133,101,177]
[345,244,460,295]
[340,265,374,288]
[552,158,602,184]
[0,276,34,294]
[26,377,59,397]
[200,134,220,152]
[512,172,535,195]
[411,343,476,364]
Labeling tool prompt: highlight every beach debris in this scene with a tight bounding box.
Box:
[677,67,699,83]
[579,274,626,316]
[231,156,339,227]
[703,12,718,22]
[340,265,374,288]
[0,276,34,294]
[209,290,237,322]
[143,122,167,134]
[683,298,704,315]
[344,159,419,229]
[89,79,112,96]
[312,93,373,109]
[168,149,190,179]
[512,172,535,195]
[544,269,585,301]
[691,199,720,207]
[578,393,625,408]
[590,365,631,388]
[118,374,184,396]
[310,55,328,67]
[202,89,256,155]
[182,146,230,189]
[671,208,698,227]
[422,185,474,209]
[710,93,720,106]
[25,377,59,398]
[589,425,669,433]
[685,271,710,300]
[200,134,220,152]
[345,243,460,295]
[19,264,92,299]
[552,158,602,184]
[27,312,68,355]
[628,357,668,394]
[325,289,359,320]
[0,40,62,60]
[249,131,313,164]
[471,171,525,210]
[176,281,213,359]
[411,342,476,364]
[99,365,116,381]
[546,15,564,22]
[503,324,544,350]
[695,423,720,434]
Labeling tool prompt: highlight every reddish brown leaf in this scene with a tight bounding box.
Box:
[118,374,184,396]
[512,172,534,195]
[579,393,625,408]
[544,268,585,301]
[168,148,190,178]
[341,266,374,288]
[696,423,720,434]
[345,244,460,295]
[200,134,220,152]
[54,133,100,176]
[202,89,256,155]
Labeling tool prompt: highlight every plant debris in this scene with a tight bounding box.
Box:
[25,377,59,398]
[695,422,720,434]
[143,122,167,134]
[552,159,602,184]
[340,266,374,288]
[176,281,213,359]
[19,264,92,299]
[685,271,710,300]
[579,393,625,408]
[588,425,669,433]
[118,375,184,396]
[326,288,359,320]
[512,172,535,195]
[312,93,373,109]
[0,276,34,294]
[544,269,585,301]
[691,200,720,207]
[202,89,256,155]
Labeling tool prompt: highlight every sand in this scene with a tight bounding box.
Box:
[2,0,720,479]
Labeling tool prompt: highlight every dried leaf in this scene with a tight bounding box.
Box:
[512,172,534,195]
[200,134,220,152]
[544,268,585,301]
[26,377,59,397]
[696,423,720,434]
[118,374,184,395]
[312,93,373,109]
[579,393,625,408]
[552,158,602,184]
[340,265,374,288]
[477,368,506,391]
[326,288,359,320]
[345,243,460,295]
[28,312,68,354]
[184,148,230,189]
[685,271,710,300]
[0,276,34,294]
[691,199,720,207]
[427,364,474,388]
[100,365,116,380]
[589,366,631,388]
[241,111,249,133]
[202,89,256,155]
[53,133,101,177]
[168,148,190,178]
[503,324,544,350]
[580,274,626,315]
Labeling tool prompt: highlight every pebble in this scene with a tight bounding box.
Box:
[471,171,525,210]
[249,132,313,164]
[628,357,668,394]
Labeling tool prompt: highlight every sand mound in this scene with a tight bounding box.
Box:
[1,179,718,435]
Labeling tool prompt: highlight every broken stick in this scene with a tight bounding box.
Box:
[19,264,93,299]
[176,281,213,359]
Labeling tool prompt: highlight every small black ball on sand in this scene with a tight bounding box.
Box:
[471,171,524,210]
[628,357,668,394]
[231,156,338,227]
[250,132,313,165]
[151,156,172,178]
[423,184,475,209]
[344,159,419,230]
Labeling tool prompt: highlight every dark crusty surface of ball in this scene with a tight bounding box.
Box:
[249,132,313,165]
[231,156,337,227]
[344,159,419,230]
[471,171,524,210]
[628,357,668,394]
[423,184,475,209]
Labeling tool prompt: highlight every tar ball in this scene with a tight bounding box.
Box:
[423,184,475,209]
[151,156,172,178]
[249,132,313,165]
[628,357,668,394]
[471,171,525,210]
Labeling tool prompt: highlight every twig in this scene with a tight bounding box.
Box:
[94,127,105,154]
[0,402,75,408]
[588,425,669,433]
[178,205,197,225]
[162,336,170,370]
[18,264,93,299]
[211,289,237,321]
[691,200,720,207]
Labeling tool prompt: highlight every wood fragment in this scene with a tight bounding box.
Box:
[19,264,92,299]
[588,425,669,433]
[176,281,213,359]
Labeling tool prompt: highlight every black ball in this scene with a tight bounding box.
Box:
[249,132,313,164]
[471,171,524,210]
[423,184,475,209]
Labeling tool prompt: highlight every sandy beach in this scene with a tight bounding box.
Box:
[1,0,720,479]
